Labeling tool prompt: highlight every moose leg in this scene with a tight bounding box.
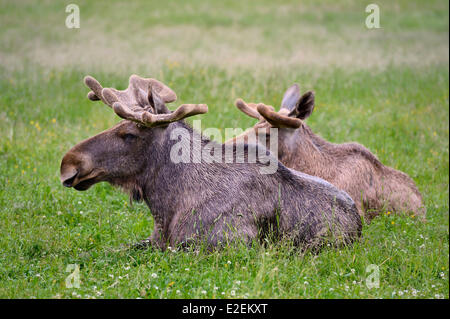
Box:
[170,219,258,250]
[205,218,259,249]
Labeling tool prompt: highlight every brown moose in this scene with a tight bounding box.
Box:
[60,75,362,251]
[230,84,425,220]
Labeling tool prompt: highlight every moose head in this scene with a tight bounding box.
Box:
[60,75,207,192]
[230,84,315,166]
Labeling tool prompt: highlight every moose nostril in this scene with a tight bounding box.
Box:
[62,171,78,187]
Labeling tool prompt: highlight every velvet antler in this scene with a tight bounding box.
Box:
[84,75,208,127]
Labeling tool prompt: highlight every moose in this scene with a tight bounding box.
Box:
[60,75,362,251]
[230,84,425,220]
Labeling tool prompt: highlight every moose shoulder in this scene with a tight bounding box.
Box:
[230,84,425,220]
[60,75,362,251]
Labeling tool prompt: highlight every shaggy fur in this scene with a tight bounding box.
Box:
[61,121,362,250]
[60,76,362,251]
[231,85,426,220]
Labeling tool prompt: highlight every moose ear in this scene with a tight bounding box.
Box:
[290,91,315,120]
[281,84,301,111]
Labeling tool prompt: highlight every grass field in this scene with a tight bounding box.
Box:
[0,0,448,299]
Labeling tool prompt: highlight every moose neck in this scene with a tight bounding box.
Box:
[137,121,214,231]
[279,124,336,179]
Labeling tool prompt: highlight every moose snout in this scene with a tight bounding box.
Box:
[61,167,78,187]
[60,150,94,188]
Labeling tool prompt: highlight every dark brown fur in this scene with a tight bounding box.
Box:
[61,81,362,250]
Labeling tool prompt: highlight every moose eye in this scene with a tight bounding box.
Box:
[121,133,137,142]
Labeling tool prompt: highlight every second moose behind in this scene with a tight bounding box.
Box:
[231,84,425,220]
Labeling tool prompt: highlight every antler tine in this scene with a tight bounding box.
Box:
[87,91,100,101]
[235,98,262,120]
[113,101,208,127]
[257,103,302,128]
[102,88,119,106]
[235,98,277,121]
[148,78,177,104]
[128,74,177,104]
[149,103,208,126]
[84,76,110,105]
[112,86,207,127]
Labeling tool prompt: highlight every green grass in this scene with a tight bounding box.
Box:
[0,0,448,298]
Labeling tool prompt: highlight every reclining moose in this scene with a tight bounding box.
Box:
[230,84,425,220]
[60,75,362,251]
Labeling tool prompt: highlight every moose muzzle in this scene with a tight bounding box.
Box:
[60,151,99,191]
